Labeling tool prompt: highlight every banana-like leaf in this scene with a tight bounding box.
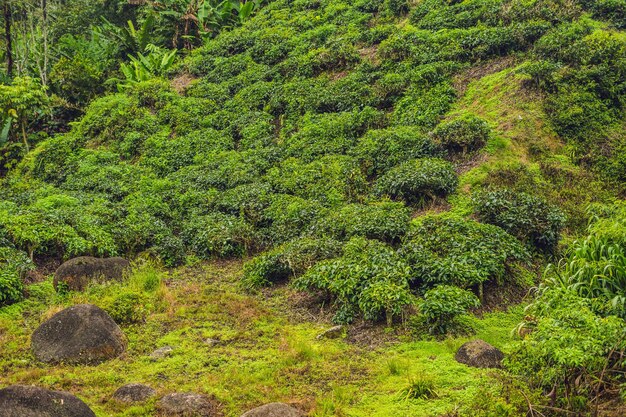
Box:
[0,117,12,144]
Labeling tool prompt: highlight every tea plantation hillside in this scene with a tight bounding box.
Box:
[0,0,625,415]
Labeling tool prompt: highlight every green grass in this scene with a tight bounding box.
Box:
[0,261,527,417]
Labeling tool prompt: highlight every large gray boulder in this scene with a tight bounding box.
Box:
[455,339,504,368]
[241,403,303,417]
[157,393,217,416]
[0,385,96,417]
[31,304,126,365]
[54,256,131,292]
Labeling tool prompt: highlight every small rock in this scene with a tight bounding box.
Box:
[112,383,156,403]
[54,256,131,292]
[241,403,303,417]
[151,346,174,360]
[204,338,220,347]
[0,385,96,417]
[157,393,216,416]
[455,339,504,369]
[316,325,344,340]
[31,304,126,365]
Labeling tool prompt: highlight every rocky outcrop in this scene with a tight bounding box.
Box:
[150,346,175,360]
[316,325,344,340]
[53,257,131,292]
[240,403,303,417]
[31,304,126,365]
[157,393,217,416]
[0,385,96,417]
[455,339,504,368]
[112,383,156,403]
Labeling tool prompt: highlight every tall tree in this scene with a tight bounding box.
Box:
[3,2,13,77]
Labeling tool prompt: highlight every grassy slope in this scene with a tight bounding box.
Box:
[0,260,523,417]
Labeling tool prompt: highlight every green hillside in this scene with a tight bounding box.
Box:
[0,0,626,415]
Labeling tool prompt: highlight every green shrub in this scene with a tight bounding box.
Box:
[283,107,384,161]
[182,213,255,259]
[0,195,117,260]
[474,189,566,252]
[351,127,440,177]
[374,158,458,205]
[213,183,273,226]
[63,150,146,200]
[507,287,626,412]
[419,285,480,335]
[401,215,529,289]
[545,87,616,143]
[431,114,491,154]
[315,201,411,243]
[265,155,367,205]
[392,83,457,128]
[262,194,328,244]
[242,237,342,289]
[294,237,415,324]
[0,247,33,306]
[105,291,148,324]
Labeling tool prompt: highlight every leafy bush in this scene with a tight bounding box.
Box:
[401,215,529,290]
[419,285,480,335]
[391,82,457,128]
[283,107,384,161]
[265,155,367,205]
[508,287,626,413]
[545,87,616,143]
[182,213,255,258]
[474,189,566,252]
[104,291,148,324]
[262,194,327,244]
[294,237,415,324]
[0,247,33,306]
[374,158,458,205]
[431,114,491,154]
[242,237,342,289]
[544,202,626,318]
[315,201,411,243]
[0,195,117,260]
[351,127,440,177]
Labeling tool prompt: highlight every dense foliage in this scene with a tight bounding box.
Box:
[294,237,414,324]
[418,285,480,335]
[401,216,529,290]
[0,0,626,412]
[474,189,566,252]
[508,204,626,413]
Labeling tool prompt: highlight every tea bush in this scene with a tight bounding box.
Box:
[374,158,458,205]
[351,127,440,177]
[474,189,566,252]
[508,287,626,412]
[104,291,148,324]
[419,285,480,335]
[182,213,256,259]
[0,247,33,306]
[294,237,414,323]
[431,114,491,154]
[242,237,342,289]
[315,201,411,243]
[401,215,529,289]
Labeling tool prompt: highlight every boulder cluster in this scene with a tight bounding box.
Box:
[1,257,305,416]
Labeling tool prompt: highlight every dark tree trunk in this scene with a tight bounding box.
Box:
[3,2,13,77]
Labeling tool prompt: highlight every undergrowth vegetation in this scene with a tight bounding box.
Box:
[0,0,625,414]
